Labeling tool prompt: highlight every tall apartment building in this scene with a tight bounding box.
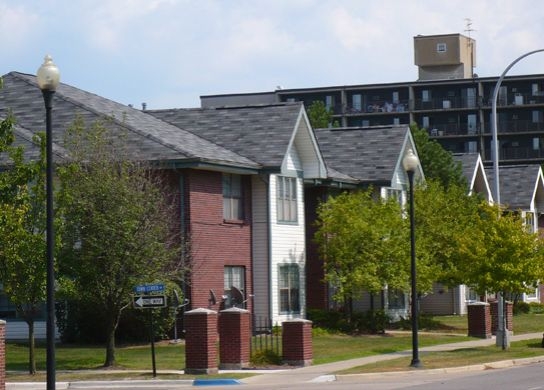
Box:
[201,33,544,165]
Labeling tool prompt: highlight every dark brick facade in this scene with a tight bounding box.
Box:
[183,170,253,312]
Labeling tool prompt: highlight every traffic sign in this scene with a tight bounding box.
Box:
[134,283,165,294]
[133,295,167,309]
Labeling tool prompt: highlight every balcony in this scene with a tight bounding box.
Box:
[428,123,480,137]
[346,99,410,114]
[482,92,544,107]
[481,120,544,134]
[414,96,479,111]
[483,146,544,162]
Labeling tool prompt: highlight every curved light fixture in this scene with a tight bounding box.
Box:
[402,148,419,173]
[37,55,60,91]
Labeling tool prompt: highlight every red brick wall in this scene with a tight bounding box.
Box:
[304,187,329,310]
[184,170,253,312]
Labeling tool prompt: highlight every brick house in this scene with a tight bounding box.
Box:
[0,71,327,336]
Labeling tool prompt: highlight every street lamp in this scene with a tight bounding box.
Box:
[37,55,60,390]
[403,148,421,368]
[491,49,544,350]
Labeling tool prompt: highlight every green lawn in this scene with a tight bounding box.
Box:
[6,313,544,381]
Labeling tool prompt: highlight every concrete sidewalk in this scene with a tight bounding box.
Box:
[6,332,544,389]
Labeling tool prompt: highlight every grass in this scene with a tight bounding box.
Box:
[6,313,544,381]
[336,339,544,375]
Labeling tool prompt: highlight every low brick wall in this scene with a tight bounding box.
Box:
[490,301,513,335]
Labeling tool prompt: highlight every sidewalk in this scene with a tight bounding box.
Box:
[6,332,544,389]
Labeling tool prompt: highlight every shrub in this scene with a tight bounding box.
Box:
[529,302,544,314]
[250,349,282,366]
[513,301,530,315]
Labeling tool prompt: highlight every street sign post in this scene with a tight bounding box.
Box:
[133,295,167,309]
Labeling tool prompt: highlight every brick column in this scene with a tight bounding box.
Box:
[184,308,218,374]
[490,300,513,335]
[0,320,5,390]
[282,319,313,367]
[219,307,250,369]
[467,302,491,338]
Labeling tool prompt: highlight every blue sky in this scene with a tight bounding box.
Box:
[2,0,544,109]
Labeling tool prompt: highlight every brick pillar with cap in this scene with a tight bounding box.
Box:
[467,302,491,339]
[219,307,251,369]
[184,308,218,374]
[282,319,313,367]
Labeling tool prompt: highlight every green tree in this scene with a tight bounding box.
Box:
[314,189,409,318]
[307,100,337,128]
[57,117,182,367]
[455,204,544,297]
[0,113,49,374]
[410,123,465,189]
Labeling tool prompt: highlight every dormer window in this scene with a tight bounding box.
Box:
[437,43,447,53]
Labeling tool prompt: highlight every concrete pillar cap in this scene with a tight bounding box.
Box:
[185,308,217,315]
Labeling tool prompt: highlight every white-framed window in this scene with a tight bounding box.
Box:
[223,173,243,221]
[437,43,447,53]
[277,176,297,223]
[224,266,245,308]
[325,95,335,110]
[523,211,535,233]
[422,90,431,102]
[279,264,300,314]
[381,187,403,205]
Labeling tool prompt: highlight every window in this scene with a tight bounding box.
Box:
[224,266,245,308]
[277,176,297,223]
[532,110,543,123]
[436,43,447,52]
[387,289,406,309]
[381,187,403,204]
[523,211,535,233]
[422,90,431,102]
[352,94,362,111]
[223,174,243,221]
[279,264,300,314]
[325,95,335,110]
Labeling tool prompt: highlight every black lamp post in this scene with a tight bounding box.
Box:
[403,148,421,368]
[37,55,60,390]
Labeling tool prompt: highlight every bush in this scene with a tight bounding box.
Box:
[307,308,391,334]
[513,301,531,315]
[529,302,544,314]
[250,349,282,366]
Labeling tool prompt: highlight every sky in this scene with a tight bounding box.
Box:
[2,0,544,109]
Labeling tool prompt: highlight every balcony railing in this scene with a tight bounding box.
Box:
[346,99,410,114]
[482,92,544,107]
[428,123,480,137]
[481,120,544,134]
[483,146,544,161]
[414,96,479,111]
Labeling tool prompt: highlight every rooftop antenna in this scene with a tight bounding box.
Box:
[464,18,476,78]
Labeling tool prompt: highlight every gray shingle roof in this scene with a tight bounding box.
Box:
[0,72,259,169]
[148,103,304,169]
[314,126,409,184]
[453,153,479,184]
[485,165,541,209]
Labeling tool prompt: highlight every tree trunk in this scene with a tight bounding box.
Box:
[103,310,122,367]
[27,320,36,375]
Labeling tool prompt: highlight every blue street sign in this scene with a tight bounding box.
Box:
[134,283,165,294]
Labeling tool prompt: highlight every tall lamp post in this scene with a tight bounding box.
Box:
[37,55,60,390]
[403,148,421,368]
[491,48,544,350]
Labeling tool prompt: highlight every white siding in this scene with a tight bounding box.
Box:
[251,176,270,320]
[5,320,56,340]
[269,174,306,325]
[292,118,325,178]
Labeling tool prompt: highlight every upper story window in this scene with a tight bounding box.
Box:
[277,176,298,223]
[223,173,243,221]
[437,43,447,53]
